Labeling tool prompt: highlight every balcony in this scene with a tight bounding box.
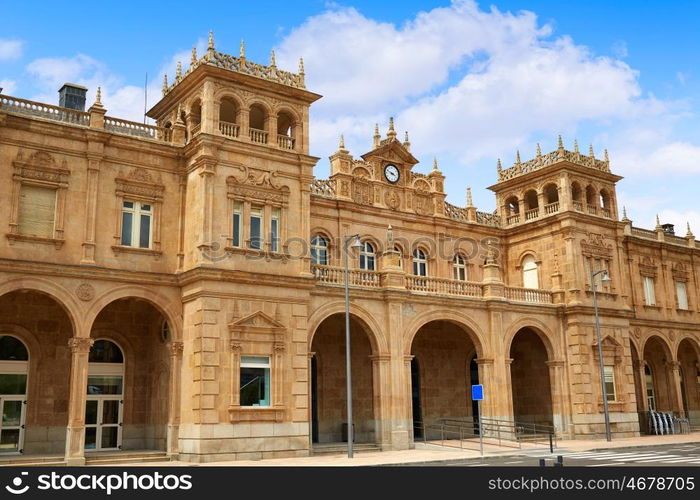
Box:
[406,276,483,298]
[277,134,294,150]
[524,208,539,221]
[573,201,583,212]
[506,214,520,225]
[250,127,268,144]
[505,286,553,304]
[219,120,239,138]
[311,265,380,288]
[544,202,559,215]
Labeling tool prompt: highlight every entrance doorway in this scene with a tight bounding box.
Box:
[0,336,28,453]
[86,340,124,451]
[411,358,422,438]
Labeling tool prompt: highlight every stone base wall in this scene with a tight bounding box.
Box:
[571,411,640,438]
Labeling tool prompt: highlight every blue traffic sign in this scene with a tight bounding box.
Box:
[472,384,484,401]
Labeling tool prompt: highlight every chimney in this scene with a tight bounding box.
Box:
[58,83,88,111]
[661,223,675,235]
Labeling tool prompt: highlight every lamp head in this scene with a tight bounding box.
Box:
[601,270,612,282]
[350,235,363,249]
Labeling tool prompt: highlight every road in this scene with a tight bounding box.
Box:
[404,443,700,467]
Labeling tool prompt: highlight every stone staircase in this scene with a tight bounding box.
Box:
[0,450,170,467]
[311,443,381,456]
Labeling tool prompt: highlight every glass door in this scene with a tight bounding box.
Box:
[85,397,122,450]
[0,397,26,453]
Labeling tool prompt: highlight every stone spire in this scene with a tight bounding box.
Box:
[298,57,304,75]
[557,134,564,151]
[208,30,215,52]
[403,131,411,151]
[497,158,502,174]
[338,134,347,152]
[604,149,609,163]
[191,46,198,66]
[240,40,246,59]
[162,74,168,95]
[176,61,182,80]
[655,214,662,230]
[466,186,474,207]
[270,50,276,68]
[373,123,380,148]
[687,222,694,238]
[621,206,630,223]
[589,144,595,159]
[387,117,397,141]
[515,150,521,165]
[573,139,579,154]
[95,86,102,106]
[432,157,439,172]
[536,142,542,158]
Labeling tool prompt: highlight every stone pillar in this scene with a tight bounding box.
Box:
[504,358,514,422]
[81,154,102,264]
[166,341,184,457]
[64,337,94,465]
[475,358,495,418]
[668,361,685,415]
[400,354,414,448]
[200,80,216,134]
[637,361,649,412]
[546,360,568,437]
[240,107,250,141]
[560,173,572,212]
[370,354,392,448]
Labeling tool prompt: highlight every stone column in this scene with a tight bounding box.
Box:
[200,80,216,134]
[475,358,495,418]
[401,354,414,447]
[370,354,392,448]
[668,361,685,415]
[166,342,184,457]
[560,173,572,212]
[64,337,94,465]
[546,360,568,437]
[504,358,514,422]
[637,361,649,412]
[81,155,102,264]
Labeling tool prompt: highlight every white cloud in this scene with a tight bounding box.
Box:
[275,0,669,167]
[0,39,23,61]
[0,79,17,95]
[656,210,700,236]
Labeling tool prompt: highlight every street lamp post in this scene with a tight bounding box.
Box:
[592,267,613,442]
[344,234,362,458]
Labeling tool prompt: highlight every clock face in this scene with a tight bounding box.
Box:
[384,164,400,184]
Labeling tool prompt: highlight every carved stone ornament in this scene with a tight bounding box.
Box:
[168,341,184,357]
[638,256,657,277]
[227,165,289,203]
[384,189,400,210]
[68,337,94,353]
[115,168,165,200]
[581,233,613,259]
[414,194,433,216]
[75,283,95,301]
[13,150,70,186]
[352,180,372,206]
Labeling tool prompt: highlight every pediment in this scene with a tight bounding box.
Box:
[360,139,419,166]
[230,311,285,330]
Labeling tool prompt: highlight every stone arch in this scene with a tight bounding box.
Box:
[0,277,82,333]
[307,301,388,355]
[85,285,182,342]
[640,332,673,361]
[504,318,557,360]
[403,309,487,358]
[273,104,301,126]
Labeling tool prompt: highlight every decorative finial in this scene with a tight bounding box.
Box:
[655,214,662,230]
[589,144,595,159]
[621,206,630,222]
[176,61,182,80]
[557,134,564,150]
[573,139,579,154]
[604,149,609,162]
[536,142,542,158]
[270,50,276,67]
[515,150,521,164]
[387,225,394,247]
[432,157,439,171]
[162,74,168,95]
[208,30,215,51]
[687,222,694,238]
[338,134,346,151]
[95,86,102,105]
[497,158,502,172]
[387,117,397,140]
[191,46,198,66]
[240,40,246,59]
[403,131,411,151]
[373,123,380,148]
[466,186,473,207]
[298,56,304,74]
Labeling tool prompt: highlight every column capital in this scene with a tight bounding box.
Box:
[167,341,184,358]
[545,359,566,368]
[68,337,94,354]
[475,357,494,365]
[504,357,514,365]
[229,340,242,352]
[370,354,392,363]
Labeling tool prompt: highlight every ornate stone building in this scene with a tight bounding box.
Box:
[0,34,698,464]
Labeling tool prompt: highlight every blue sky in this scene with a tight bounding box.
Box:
[2,0,700,231]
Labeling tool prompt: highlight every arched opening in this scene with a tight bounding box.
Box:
[410,320,480,441]
[310,314,377,445]
[90,298,171,452]
[249,104,268,144]
[0,290,73,454]
[642,336,675,413]
[600,189,612,218]
[86,339,124,450]
[571,182,582,211]
[585,185,597,214]
[677,339,700,426]
[218,97,240,138]
[505,196,520,224]
[524,190,539,220]
[522,255,539,289]
[276,111,295,150]
[189,99,202,137]
[543,184,559,213]
[630,342,647,433]
[509,328,553,426]
[0,335,29,453]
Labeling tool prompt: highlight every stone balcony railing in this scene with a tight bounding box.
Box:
[310,264,554,304]
[249,127,268,144]
[219,120,240,138]
[629,226,700,249]
[1,93,173,143]
[277,134,294,150]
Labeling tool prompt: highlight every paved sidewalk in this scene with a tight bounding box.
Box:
[131,432,700,467]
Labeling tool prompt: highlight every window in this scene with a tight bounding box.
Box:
[18,185,56,238]
[522,255,539,289]
[232,201,242,247]
[270,208,281,253]
[643,276,656,306]
[603,365,616,401]
[394,246,403,269]
[311,235,329,265]
[240,356,270,407]
[453,254,467,281]
[249,206,263,250]
[676,281,689,310]
[0,336,29,453]
[645,365,655,411]
[413,249,428,277]
[120,201,152,248]
[359,241,375,271]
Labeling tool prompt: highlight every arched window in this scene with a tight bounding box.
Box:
[413,249,428,277]
[359,241,375,271]
[453,254,467,281]
[571,182,583,211]
[276,111,295,150]
[189,99,202,137]
[585,185,597,214]
[219,98,240,138]
[0,335,29,453]
[89,339,124,364]
[522,255,539,289]
[394,245,403,269]
[311,235,329,266]
[249,104,267,144]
